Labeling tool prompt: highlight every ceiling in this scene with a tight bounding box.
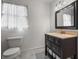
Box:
[2,0,54,6]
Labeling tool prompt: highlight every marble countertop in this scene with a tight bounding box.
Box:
[46,32,78,39]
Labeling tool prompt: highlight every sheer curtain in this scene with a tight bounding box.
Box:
[1,3,28,31]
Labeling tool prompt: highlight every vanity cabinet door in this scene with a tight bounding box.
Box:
[61,38,76,58]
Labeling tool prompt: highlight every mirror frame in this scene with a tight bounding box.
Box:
[55,1,78,29]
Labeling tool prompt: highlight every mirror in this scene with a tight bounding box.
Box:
[57,5,74,26]
[55,1,78,29]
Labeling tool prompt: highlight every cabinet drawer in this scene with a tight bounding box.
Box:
[48,36,55,42]
[46,40,52,48]
[45,34,54,42]
[55,38,61,46]
[46,35,62,46]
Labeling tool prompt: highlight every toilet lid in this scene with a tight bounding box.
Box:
[3,47,20,56]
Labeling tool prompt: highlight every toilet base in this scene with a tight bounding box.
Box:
[3,47,21,59]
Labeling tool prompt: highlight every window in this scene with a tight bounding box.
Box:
[63,14,71,26]
[1,3,28,31]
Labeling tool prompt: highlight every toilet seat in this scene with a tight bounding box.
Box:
[3,47,20,56]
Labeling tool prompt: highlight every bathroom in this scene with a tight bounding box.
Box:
[1,0,78,59]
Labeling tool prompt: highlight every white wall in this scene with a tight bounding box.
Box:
[22,0,51,52]
[1,0,51,53]
[50,0,77,32]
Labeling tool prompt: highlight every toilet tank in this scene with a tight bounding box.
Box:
[7,37,22,48]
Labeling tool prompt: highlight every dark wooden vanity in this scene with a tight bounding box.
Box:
[45,32,77,59]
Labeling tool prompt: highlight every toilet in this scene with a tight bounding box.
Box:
[3,37,22,59]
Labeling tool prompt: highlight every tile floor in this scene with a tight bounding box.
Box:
[2,48,45,59]
[21,48,45,59]
[2,47,71,59]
